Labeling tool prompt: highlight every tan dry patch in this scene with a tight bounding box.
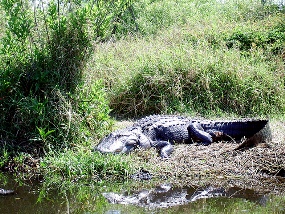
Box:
[270,120,285,145]
[113,120,134,130]
[132,120,285,194]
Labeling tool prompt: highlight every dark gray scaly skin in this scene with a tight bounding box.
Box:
[95,115,270,158]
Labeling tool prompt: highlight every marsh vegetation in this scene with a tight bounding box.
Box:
[0,0,284,211]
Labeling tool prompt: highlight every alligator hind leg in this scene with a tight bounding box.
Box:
[153,141,174,158]
[187,122,213,145]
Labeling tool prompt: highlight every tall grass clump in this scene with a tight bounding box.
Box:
[88,0,285,117]
[0,0,137,169]
[41,148,133,180]
[109,42,284,117]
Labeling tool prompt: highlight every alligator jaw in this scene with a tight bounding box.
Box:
[95,127,143,154]
[95,137,137,154]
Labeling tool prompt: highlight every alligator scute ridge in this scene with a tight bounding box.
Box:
[95,115,271,158]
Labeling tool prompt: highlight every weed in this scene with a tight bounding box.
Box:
[108,38,284,116]
[41,148,133,180]
[0,147,9,168]
[0,0,120,154]
[0,0,284,179]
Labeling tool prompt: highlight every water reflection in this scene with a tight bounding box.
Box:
[102,184,268,209]
[0,173,283,214]
[0,174,66,214]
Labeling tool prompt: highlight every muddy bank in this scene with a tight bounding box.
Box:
[130,120,285,194]
[2,119,284,197]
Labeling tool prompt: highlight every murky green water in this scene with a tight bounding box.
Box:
[0,173,284,214]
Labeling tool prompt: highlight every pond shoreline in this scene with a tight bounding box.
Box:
[1,120,284,196]
[123,119,285,195]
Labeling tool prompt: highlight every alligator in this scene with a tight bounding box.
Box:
[102,184,268,208]
[95,115,271,158]
[102,184,221,208]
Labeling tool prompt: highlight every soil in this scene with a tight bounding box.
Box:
[130,119,285,194]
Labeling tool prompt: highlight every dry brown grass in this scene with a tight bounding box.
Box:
[129,120,285,194]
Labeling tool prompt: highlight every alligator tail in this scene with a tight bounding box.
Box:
[201,119,270,140]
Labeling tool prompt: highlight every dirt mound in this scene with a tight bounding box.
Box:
[137,120,285,194]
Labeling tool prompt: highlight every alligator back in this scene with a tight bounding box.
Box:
[200,119,270,140]
[134,115,270,142]
[134,115,192,143]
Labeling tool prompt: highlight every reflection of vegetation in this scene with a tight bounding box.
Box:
[0,173,10,186]
[1,172,284,213]
[39,176,158,213]
[37,177,285,213]
[192,196,285,214]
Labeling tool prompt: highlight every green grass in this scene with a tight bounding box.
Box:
[89,17,285,117]
[0,0,284,179]
[41,148,133,180]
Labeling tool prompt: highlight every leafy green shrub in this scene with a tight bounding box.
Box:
[225,19,285,54]
[110,40,285,117]
[0,0,132,155]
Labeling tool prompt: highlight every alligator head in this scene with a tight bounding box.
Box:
[95,127,152,154]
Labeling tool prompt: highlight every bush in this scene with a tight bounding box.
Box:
[225,20,285,54]
[0,0,133,155]
[109,37,285,117]
[41,148,131,180]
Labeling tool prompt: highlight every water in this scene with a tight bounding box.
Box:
[0,175,65,213]
[0,173,284,214]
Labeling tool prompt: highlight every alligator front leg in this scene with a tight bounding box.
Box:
[153,141,174,158]
[187,122,213,145]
